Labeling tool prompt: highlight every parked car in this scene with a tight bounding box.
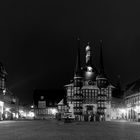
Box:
[62,112,75,122]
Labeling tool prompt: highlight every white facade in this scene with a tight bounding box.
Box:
[65,83,113,121]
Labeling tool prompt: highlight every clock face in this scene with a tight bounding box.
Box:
[88,80,93,85]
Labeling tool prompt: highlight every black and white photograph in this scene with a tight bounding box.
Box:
[0,0,140,139]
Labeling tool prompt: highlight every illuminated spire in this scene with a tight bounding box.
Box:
[85,42,92,66]
[99,40,104,74]
[74,38,82,77]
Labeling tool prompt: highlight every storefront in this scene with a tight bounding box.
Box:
[124,92,140,121]
[0,101,4,120]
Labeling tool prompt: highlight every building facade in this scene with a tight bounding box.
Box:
[111,97,125,120]
[0,62,7,120]
[124,79,140,121]
[0,62,19,120]
[64,40,114,121]
[33,89,64,119]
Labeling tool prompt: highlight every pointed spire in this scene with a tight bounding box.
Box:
[99,40,104,74]
[85,42,92,66]
[74,38,82,77]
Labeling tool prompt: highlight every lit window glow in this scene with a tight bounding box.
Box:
[3,89,6,94]
[119,108,126,114]
[5,107,10,112]
[27,111,35,117]
[5,113,8,119]
[12,113,15,118]
[134,105,140,113]
[0,101,4,114]
[50,108,58,115]
[31,105,34,108]
[0,101,4,107]
[87,66,92,72]
[19,110,26,117]
[16,114,19,118]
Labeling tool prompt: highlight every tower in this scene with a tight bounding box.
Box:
[85,42,92,66]
[96,40,109,119]
[73,38,83,121]
[74,38,82,84]
[84,42,96,86]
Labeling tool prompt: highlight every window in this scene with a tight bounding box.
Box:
[90,92,91,98]
[86,93,88,98]
[94,93,96,98]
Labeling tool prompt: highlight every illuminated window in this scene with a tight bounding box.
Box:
[95,93,96,97]
[91,93,92,98]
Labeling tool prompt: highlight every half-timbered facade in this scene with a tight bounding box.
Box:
[64,40,114,121]
[124,79,140,121]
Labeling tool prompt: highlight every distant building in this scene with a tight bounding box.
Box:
[0,62,7,120]
[111,97,125,120]
[64,40,115,121]
[33,89,65,119]
[0,62,19,120]
[124,79,140,121]
[2,89,19,120]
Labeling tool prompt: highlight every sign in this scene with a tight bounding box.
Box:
[38,101,46,108]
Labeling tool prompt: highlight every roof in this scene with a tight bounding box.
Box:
[111,97,124,107]
[112,97,123,103]
[96,73,108,79]
[82,85,98,90]
[33,89,66,107]
[108,84,115,89]
[64,83,74,87]
[58,99,64,105]
[125,79,140,96]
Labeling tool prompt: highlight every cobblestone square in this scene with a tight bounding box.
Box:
[0,120,140,140]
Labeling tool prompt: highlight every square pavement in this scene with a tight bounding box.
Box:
[0,120,140,140]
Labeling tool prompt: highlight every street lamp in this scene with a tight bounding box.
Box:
[2,89,6,95]
[31,105,34,109]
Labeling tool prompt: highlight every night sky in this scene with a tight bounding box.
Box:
[0,0,140,103]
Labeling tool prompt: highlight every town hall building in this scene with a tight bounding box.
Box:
[64,40,114,121]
